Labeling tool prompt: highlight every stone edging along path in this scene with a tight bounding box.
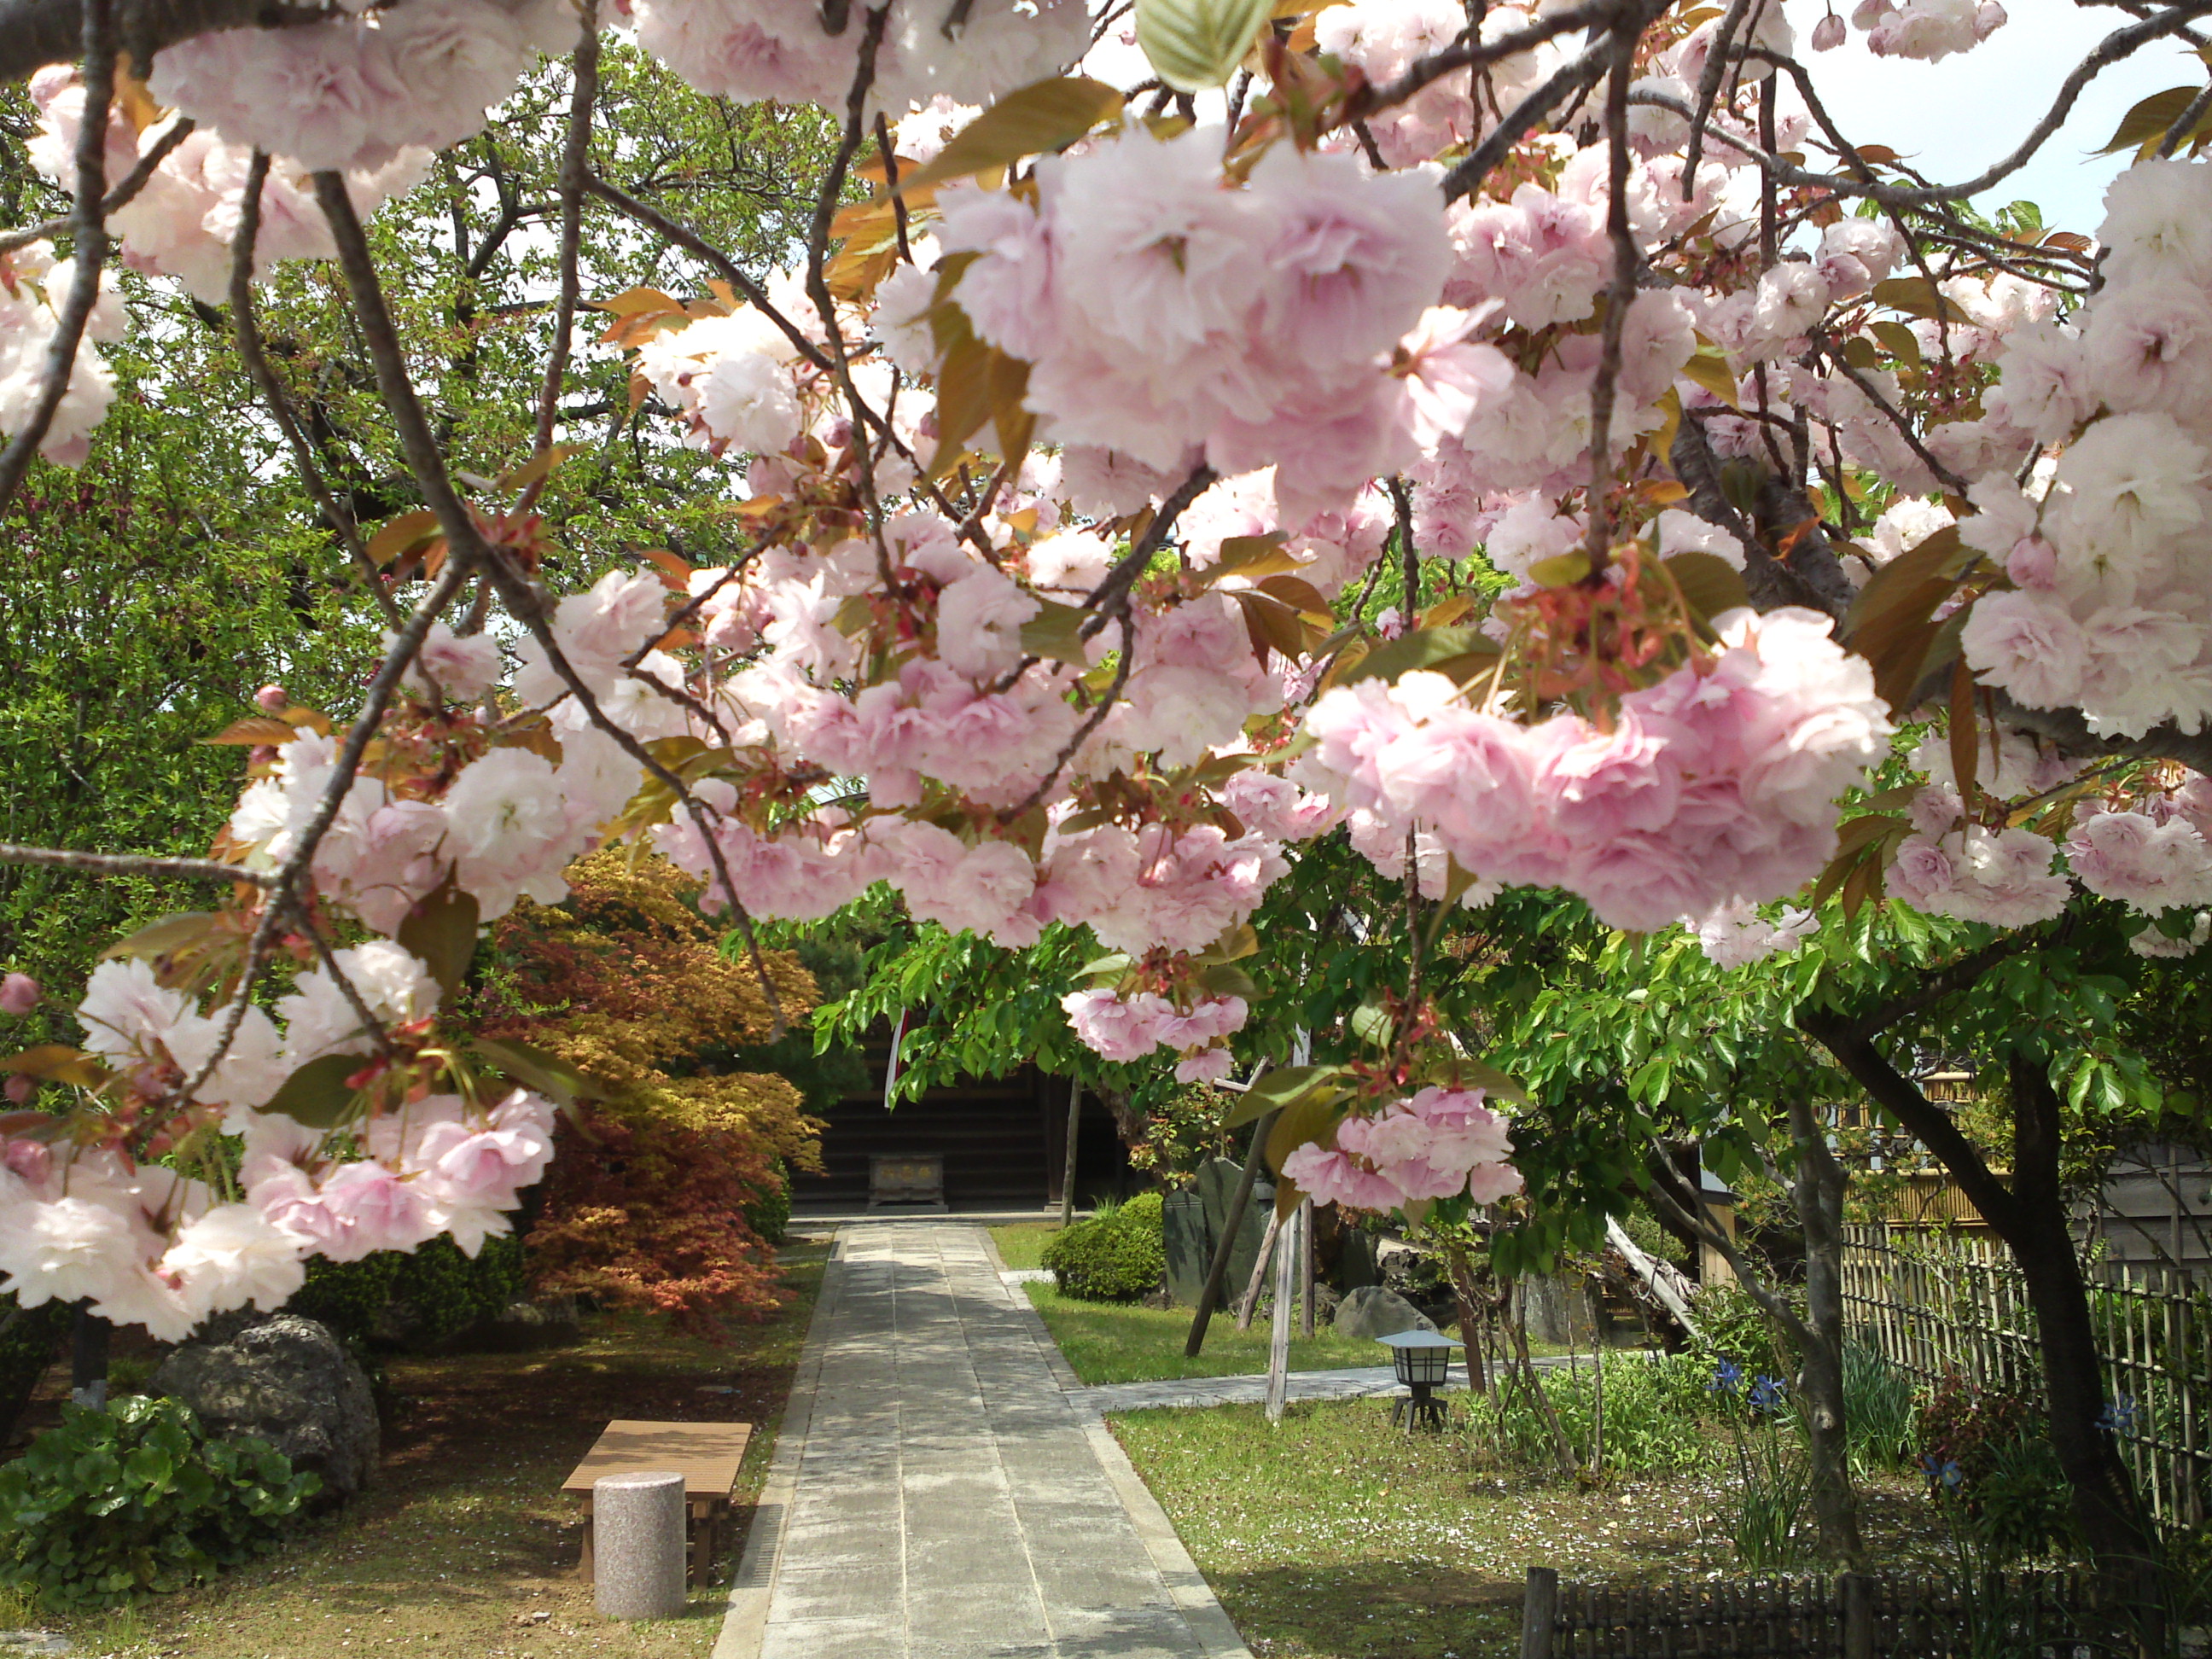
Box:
[713,1220,1254,1659]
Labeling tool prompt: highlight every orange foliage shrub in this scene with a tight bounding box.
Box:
[464,850,823,1330]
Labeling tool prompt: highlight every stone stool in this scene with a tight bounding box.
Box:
[592,1470,687,1620]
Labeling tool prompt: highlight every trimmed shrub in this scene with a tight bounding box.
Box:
[743,1156,793,1247]
[1043,1192,1166,1301]
[288,1235,527,1353]
[0,1395,317,1612]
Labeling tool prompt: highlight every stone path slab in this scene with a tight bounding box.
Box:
[718,1221,1251,1659]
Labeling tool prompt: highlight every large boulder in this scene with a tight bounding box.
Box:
[153,1314,378,1505]
[1332,1284,1438,1343]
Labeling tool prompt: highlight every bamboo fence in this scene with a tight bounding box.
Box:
[1522,1566,2110,1658]
[1842,1223,2209,1525]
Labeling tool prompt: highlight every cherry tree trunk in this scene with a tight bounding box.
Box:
[1783,1097,1863,1568]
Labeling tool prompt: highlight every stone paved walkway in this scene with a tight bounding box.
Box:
[718,1221,1251,1659]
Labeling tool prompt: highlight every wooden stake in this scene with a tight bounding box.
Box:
[1058,1076,1081,1230]
[1266,1202,1295,1423]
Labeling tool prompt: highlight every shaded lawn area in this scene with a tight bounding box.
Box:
[997,1221,1576,1382]
[1024,1283,1395,1383]
[1110,1396,1956,1659]
[34,1242,828,1659]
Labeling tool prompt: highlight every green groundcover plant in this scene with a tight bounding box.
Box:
[0,1394,318,1612]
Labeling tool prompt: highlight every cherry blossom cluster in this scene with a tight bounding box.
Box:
[1879,728,2212,953]
[1281,1086,1523,1213]
[637,0,1090,109]
[1692,899,1819,969]
[1953,161,2212,741]
[0,237,119,466]
[1299,608,1892,932]
[26,67,432,310]
[148,0,579,176]
[9,0,2197,1281]
[1058,989,1248,1080]
[0,952,553,1341]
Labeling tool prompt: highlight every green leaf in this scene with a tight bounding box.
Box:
[1207,535,1303,582]
[1350,1000,1394,1049]
[1224,1063,1343,1126]
[894,78,1126,195]
[1454,1060,1531,1107]
[100,911,223,964]
[396,877,480,1004]
[1018,599,1089,663]
[1137,0,1274,91]
[1678,348,1741,409]
[468,1036,608,1107]
[1664,551,1749,625]
[1265,1088,1348,1176]
[1336,626,1500,688]
[262,1053,364,1130]
[1871,276,1974,325]
[2098,86,2205,155]
[1196,963,1258,1001]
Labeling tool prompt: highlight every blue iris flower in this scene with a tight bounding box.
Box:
[1918,1453,1964,1491]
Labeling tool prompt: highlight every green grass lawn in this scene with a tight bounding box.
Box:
[1110,1396,1951,1659]
[1023,1283,1395,1383]
[992,1220,1579,1383]
[990,1220,1061,1270]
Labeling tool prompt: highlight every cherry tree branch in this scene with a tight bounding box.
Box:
[476,554,789,1036]
[230,151,404,626]
[1682,0,1760,187]
[1816,344,1970,496]
[1702,5,2212,207]
[0,0,340,86]
[1080,463,1218,637]
[312,167,799,1037]
[523,3,601,505]
[0,845,271,885]
[1583,19,1640,572]
[584,167,985,544]
[0,117,195,258]
[0,0,114,515]
[1441,44,1609,203]
[1347,0,1629,119]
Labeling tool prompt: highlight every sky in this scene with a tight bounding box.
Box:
[1778,0,2202,234]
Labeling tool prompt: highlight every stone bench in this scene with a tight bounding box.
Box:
[561,1419,752,1587]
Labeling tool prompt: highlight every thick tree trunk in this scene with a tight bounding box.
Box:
[2002,1054,2156,1582]
[1783,1097,1864,1569]
[1804,1009,2157,1590]
[1441,1237,1490,1395]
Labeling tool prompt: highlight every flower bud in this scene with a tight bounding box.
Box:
[3,1075,32,1105]
[2006,536,2057,591]
[1811,12,1846,49]
[0,974,39,1016]
[254,684,288,713]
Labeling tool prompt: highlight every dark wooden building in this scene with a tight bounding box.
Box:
[790,1027,1132,1212]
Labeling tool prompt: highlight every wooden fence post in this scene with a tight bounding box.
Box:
[1840,1571,1872,1659]
[1521,1566,1557,1659]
